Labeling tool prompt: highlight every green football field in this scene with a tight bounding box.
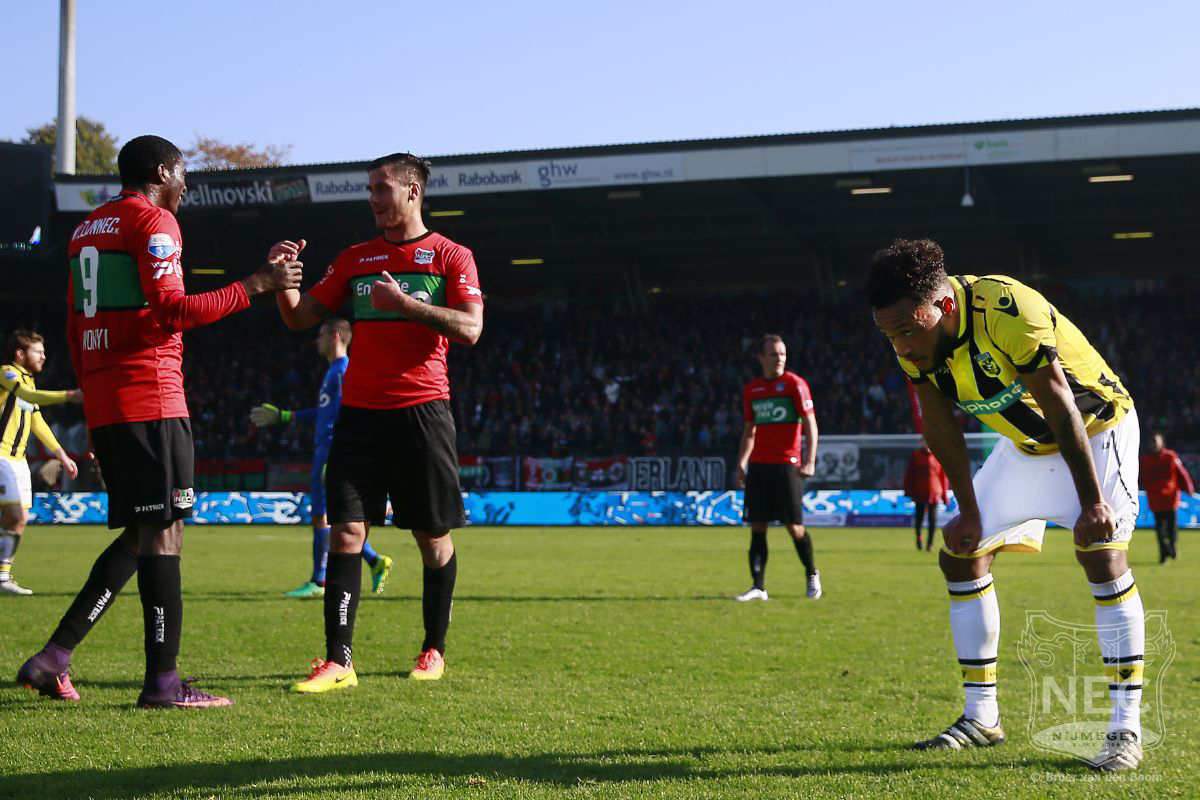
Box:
[0,524,1195,799]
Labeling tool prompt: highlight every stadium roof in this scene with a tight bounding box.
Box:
[29,108,1200,304]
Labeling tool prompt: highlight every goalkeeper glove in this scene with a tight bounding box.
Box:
[38,459,62,485]
[250,403,292,427]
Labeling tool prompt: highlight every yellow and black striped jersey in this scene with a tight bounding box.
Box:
[900,275,1133,456]
[0,364,65,461]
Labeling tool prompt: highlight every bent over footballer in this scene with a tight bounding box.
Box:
[868,239,1145,772]
[17,135,300,708]
[271,153,483,691]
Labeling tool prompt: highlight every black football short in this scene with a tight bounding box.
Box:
[90,417,196,530]
[743,462,805,524]
[326,401,465,532]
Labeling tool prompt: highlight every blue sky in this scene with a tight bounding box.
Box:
[2,1,1196,165]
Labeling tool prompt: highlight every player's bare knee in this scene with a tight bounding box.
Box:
[138,520,184,556]
[330,523,366,553]
[0,504,23,530]
[413,530,453,567]
[1075,547,1128,582]
[939,549,991,581]
[788,524,807,540]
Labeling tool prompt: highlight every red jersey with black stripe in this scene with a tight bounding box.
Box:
[66,190,250,428]
[742,371,815,464]
[307,231,483,409]
[1140,448,1195,512]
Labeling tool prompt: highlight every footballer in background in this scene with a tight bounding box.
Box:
[733,334,821,602]
[250,318,393,598]
[0,330,82,595]
[1140,431,1194,564]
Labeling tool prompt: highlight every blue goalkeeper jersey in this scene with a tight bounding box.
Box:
[293,356,347,450]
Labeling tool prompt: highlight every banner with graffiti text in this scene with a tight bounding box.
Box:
[29,491,1200,528]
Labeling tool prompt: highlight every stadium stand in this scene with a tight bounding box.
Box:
[12,274,1200,485]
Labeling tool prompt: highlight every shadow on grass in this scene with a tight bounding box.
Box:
[373,594,736,603]
[2,746,1085,798]
[19,592,739,604]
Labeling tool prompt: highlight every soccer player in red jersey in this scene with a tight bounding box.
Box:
[17,135,300,708]
[904,438,951,551]
[1140,432,1194,563]
[733,334,821,601]
[270,152,483,691]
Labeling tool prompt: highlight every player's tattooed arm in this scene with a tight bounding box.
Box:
[276,291,333,331]
[370,272,483,345]
[1023,361,1114,546]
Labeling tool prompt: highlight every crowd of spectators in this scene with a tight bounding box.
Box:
[447,292,912,457]
[15,276,1200,465]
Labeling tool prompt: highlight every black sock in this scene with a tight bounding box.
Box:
[137,555,182,678]
[793,531,816,576]
[422,552,457,655]
[50,539,138,651]
[324,553,361,666]
[749,531,767,590]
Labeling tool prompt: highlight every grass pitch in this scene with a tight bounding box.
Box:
[1,524,1195,799]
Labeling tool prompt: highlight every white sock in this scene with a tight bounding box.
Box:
[948,574,1000,727]
[1090,569,1144,737]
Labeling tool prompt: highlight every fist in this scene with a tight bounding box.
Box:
[371,270,409,312]
[1074,502,1118,548]
[268,238,306,265]
[60,455,79,480]
[258,259,303,292]
[942,512,982,556]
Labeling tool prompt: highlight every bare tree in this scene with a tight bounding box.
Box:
[184,137,293,170]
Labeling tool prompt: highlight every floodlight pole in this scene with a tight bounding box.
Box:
[57,0,77,175]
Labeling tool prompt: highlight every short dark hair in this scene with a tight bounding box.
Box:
[368,152,431,189]
[866,238,949,308]
[6,330,43,362]
[118,135,183,188]
[760,333,784,354]
[321,317,352,344]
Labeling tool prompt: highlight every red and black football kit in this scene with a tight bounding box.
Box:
[1140,447,1195,563]
[741,371,815,524]
[22,188,250,708]
[66,190,249,526]
[307,231,483,531]
[904,446,951,549]
[307,229,484,670]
